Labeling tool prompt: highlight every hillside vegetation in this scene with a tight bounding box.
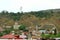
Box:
[0,9,60,31]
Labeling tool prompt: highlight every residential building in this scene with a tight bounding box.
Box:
[13,22,20,30]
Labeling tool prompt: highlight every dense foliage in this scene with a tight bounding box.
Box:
[0,9,59,21]
[19,24,26,31]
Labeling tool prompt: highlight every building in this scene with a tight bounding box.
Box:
[39,29,46,34]
[13,22,20,30]
[38,24,57,34]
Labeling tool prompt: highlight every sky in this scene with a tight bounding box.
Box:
[0,0,60,12]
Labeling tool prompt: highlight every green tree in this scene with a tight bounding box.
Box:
[19,24,26,31]
[3,29,11,34]
[54,28,57,35]
[0,32,3,36]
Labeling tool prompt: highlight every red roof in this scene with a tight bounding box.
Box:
[0,33,27,39]
[0,33,28,40]
[0,34,17,39]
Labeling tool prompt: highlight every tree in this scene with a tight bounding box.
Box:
[19,24,26,31]
[0,32,3,36]
[3,29,11,34]
[54,28,57,35]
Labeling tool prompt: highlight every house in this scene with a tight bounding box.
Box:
[2,25,11,29]
[13,22,20,30]
[6,26,12,28]
[39,29,46,34]
[0,31,27,39]
[38,24,57,34]
[0,33,17,39]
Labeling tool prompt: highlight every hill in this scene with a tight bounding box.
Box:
[0,9,60,31]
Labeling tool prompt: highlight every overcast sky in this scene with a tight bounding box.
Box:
[0,0,60,12]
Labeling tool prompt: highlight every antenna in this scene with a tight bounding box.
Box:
[20,6,23,13]
[20,0,23,13]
